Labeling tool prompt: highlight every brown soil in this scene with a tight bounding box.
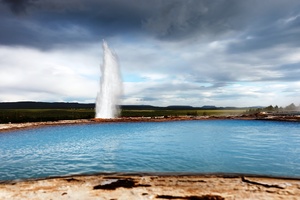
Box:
[1,174,299,200]
[1,114,299,133]
[0,116,250,132]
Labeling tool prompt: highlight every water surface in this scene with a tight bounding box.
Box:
[0,120,299,180]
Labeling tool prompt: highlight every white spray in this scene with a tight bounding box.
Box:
[95,40,122,118]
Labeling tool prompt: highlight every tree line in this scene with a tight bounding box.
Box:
[245,103,300,114]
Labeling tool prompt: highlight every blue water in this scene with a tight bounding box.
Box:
[0,120,299,180]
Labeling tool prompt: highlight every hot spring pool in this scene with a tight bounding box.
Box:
[0,120,299,180]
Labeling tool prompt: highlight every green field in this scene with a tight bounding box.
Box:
[121,109,246,117]
[0,108,246,123]
[0,109,94,123]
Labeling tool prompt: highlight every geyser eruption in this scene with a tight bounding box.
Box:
[95,40,122,118]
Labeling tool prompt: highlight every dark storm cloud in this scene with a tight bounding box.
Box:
[1,0,300,50]
[143,0,244,40]
[227,13,300,53]
[2,0,36,15]
[0,0,154,48]
[143,0,300,45]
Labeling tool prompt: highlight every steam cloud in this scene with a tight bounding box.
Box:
[95,40,122,118]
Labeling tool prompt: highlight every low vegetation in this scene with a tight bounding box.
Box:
[0,109,94,123]
[0,103,298,123]
[0,108,245,123]
[121,109,245,117]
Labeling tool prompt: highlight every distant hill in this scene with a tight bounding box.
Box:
[0,102,249,110]
[0,102,94,109]
[201,105,216,109]
[166,105,194,110]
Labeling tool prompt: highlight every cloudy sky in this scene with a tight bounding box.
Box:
[0,0,300,107]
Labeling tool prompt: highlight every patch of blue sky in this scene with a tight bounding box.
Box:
[123,73,145,82]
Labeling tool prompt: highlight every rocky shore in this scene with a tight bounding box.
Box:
[1,173,300,200]
[0,116,227,132]
[0,119,92,132]
[0,115,299,133]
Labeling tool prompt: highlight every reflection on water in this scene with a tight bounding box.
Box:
[0,120,299,180]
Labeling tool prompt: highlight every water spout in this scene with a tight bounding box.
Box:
[95,40,122,118]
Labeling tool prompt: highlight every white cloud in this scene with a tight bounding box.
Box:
[0,44,99,102]
[1,33,299,108]
[110,34,300,107]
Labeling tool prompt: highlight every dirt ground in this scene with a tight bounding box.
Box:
[0,116,246,132]
[0,174,300,200]
[0,115,298,133]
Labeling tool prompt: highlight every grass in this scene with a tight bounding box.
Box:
[0,109,94,123]
[121,109,246,117]
[0,108,246,123]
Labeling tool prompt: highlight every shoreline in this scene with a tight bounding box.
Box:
[2,171,300,184]
[0,116,242,132]
[0,115,299,133]
[1,173,300,199]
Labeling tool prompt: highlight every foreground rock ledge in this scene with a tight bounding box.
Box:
[1,174,300,200]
